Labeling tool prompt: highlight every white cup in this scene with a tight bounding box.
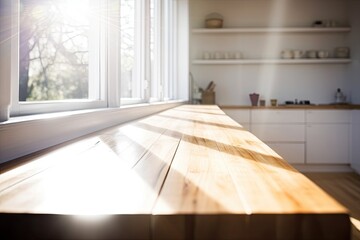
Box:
[306,50,317,59]
[224,52,231,59]
[234,52,243,59]
[281,50,293,59]
[317,50,329,59]
[293,50,304,59]
[203,51,211,60]
[214,51,222,59]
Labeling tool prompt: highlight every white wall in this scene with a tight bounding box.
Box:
[350,0,360,173]
[190,0,352,105]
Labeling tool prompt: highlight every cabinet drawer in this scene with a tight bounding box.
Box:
[266,143,305,164]
[306,110,351,123]
[252,110,305,123]
[251,124,305,142]
[222,109,250,123]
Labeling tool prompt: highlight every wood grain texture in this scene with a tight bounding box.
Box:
[0,105,352,239]
[152,105,350,240]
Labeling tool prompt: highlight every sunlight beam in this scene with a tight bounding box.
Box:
[257,0,289,100]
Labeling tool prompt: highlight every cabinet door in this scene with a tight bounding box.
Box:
[352,111,360,172]
[306,110,351,123]
[251,124,305,142]
[267,143,305,164]
[306,124,350,164]
[222,109,250,130]
[252,110,305,123]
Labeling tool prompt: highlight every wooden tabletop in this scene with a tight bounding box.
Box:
[0,105,350,239]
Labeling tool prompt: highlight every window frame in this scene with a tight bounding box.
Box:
[7,0,181,117]
[10,0,109,116]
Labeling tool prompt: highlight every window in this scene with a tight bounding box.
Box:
[120,0,144,104]
[4,0,184,117]
[11,0,106,115]
[149,0,162,102]
[19,0,96,101]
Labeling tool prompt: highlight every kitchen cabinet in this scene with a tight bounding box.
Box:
[223,108,355,166]
[306,110,351,164]
[267,143,305,164]
[351,111,360,173]
[251,109,306,164]
[222,109,250,130]
[251,109,305,123]
[192,27,351,34]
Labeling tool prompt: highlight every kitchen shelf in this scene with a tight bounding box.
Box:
[192,27,351,34]
[192,59,351,65]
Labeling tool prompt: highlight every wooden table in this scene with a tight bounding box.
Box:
[0,105,350,239]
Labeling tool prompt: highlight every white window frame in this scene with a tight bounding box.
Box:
[10,0,108,116]
[5,0,181,117]
[119,0,147,106]
[162,0,177,101]
[149,0,163,103]
[0,0,188,163]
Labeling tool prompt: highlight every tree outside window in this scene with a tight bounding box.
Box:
[19,0,96,101]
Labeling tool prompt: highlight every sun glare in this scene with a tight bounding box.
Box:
[62,0,91,25]
[258,0,289,98]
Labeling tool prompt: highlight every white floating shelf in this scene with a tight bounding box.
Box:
[192,59,351,65]
[192,27,351,34]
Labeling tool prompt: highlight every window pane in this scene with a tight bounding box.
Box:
[19,0,99,101]
[120,0,141,101]
[150,0,160,100]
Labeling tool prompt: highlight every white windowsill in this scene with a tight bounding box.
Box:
[1,100,185,125]
[0,100,186,164]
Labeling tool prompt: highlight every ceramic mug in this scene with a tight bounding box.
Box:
[214,51,222,59]
[224,52,231,59]
[335,47,350,58]
[203,51,211,60]
[234,52,243,59]
[317,50,330,59]
[293,50,304,59]
[281,50,293,59]
[306,50,317,59]
[270,99,277,107]
[259,99,266,106]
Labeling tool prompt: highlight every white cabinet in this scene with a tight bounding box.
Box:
[351,111,360,172]
[251,124,305,142]
[223,108,352,166]
[307,110,350,123]
[251,110,305,164]
[306,110,351,164]
[267,143,305,164]
[251,109,305,123]
[222,109,250,130]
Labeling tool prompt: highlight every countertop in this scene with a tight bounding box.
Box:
[0,105,351,239]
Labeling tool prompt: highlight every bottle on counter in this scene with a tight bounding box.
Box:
[335,88,346,103]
